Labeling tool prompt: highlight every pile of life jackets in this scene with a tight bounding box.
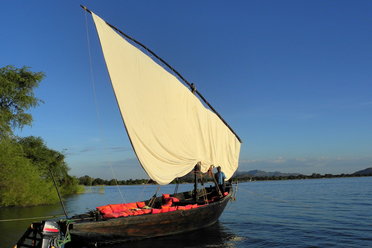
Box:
[96,202,151,218]
[96,194,211,219]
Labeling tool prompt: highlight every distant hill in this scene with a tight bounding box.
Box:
[234,167,372,179]
[353,167,372,176]
[235,170,301,178]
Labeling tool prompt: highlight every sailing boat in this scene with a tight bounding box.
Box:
[16,6,241,247]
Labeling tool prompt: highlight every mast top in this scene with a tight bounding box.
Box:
[80,5,91,13]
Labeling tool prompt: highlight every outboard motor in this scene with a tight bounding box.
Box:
[15,220,63,248]
[41,221,61,248]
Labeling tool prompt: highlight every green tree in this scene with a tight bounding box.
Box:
[0,65,44,137]
[92,178,105,185]
[18,136,79,195]
[0,66,81,206]
[18,136,67,178]
[79,175,94,186]
[108,179,117,185]
[0,138,58,206]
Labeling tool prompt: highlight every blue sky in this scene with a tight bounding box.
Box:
[2,0,371,179]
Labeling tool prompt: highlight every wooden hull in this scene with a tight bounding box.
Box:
[69,191,231,246]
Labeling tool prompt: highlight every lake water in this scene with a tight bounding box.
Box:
[1,177,372,247]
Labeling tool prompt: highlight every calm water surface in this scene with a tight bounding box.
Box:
[1,177,371,247]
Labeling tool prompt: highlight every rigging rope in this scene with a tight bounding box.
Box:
[0,215,65,223]
[173,178,180,195]
[84,10,126,204]
[148,186,161,208]
[137,178,152,202]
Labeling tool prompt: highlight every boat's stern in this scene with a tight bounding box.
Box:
[15,220,71,248]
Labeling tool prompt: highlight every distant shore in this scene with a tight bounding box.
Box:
[78,171,372,186]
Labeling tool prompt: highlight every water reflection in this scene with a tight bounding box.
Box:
[98,222,242,248]
[0,203,63,247]
[3,179,372,247]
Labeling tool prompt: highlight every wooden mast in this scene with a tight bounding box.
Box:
[80,5,242,144]
[193,166,198,202]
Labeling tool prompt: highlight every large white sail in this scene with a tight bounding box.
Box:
[92,13,241,185]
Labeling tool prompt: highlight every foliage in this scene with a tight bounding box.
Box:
[0,66,80,207]
[79,175,93,186]
[0,136,80,207]
[60,175,80,195]
[78,176,151,186]
[78,172,214,186]
[18,137,67,179]
[0,138,58,206]
[18,136,80,196]
[0,65,44,137]
[75,185,86,194]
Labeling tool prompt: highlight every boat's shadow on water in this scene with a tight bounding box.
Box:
[95,222,239,248]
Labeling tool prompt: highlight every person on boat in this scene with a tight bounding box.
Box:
[215,166,226,193]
